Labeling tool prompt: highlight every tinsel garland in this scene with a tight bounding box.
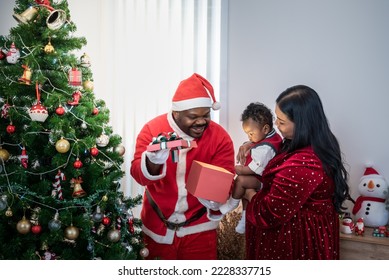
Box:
[217,207,246,260]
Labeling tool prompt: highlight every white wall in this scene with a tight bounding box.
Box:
[2,1,389,211]
[226,0,389,208]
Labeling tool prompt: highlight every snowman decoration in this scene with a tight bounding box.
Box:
[352,164,389,227]
[6,42,20,64]
[340,216,355,234]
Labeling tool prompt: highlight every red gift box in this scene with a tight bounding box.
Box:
[186,160,234,203]
[147,139,197,152]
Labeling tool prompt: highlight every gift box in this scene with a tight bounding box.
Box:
[147,139,197,152]
[186,160,234,203]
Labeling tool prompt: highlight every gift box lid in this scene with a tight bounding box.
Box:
[147,139,197,152]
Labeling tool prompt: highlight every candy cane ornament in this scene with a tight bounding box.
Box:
[52,170,65,200]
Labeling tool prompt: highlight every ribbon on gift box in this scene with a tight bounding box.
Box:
[151,132,180,145]
[149,132,197,162]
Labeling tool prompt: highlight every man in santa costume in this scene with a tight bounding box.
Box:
[130,73,235,260]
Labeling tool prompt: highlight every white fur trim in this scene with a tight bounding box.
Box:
[142,225,175,244]
[141,151,166,180]
[172,97,212,111]
[176,220,219,237]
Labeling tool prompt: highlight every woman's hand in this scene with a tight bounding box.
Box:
[236,142,251,165]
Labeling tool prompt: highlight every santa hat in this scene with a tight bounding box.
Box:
[363,163,380,177]
[172,73,220,111]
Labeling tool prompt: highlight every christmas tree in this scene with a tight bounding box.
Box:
[0,0,146,260]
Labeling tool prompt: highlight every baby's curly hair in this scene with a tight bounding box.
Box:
[241,102,274,129]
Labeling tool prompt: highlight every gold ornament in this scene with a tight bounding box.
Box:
[0,148,10,162]
[107,228,121,242]
[64,225,79,240]
[55,138,70,153]
[102,195,108,202]
[17,216,32,234]
[83,80,94,91]
[97,224,105,235]
[13,6,38,24]
[44,38,55,54]
[5,207,13,217]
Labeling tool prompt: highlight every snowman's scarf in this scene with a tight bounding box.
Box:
[352,196,385,215]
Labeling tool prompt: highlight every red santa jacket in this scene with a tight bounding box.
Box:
[130,112,235,244]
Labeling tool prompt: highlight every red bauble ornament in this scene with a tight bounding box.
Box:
[0,50,6,60]
[90,147,99,157]
[102,216,111,226]
[92,107,99,115]
[6,124,15,134]
[31,224,42,234]
[73,158,83,169]
[55,105,65,116]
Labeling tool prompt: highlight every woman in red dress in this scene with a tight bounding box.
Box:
[243,85,350,259]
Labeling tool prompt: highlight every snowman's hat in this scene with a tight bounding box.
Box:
[363,163,380,177]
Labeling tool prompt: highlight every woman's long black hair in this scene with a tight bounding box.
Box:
[276,85,350,213]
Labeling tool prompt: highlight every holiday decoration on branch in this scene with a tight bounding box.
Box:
[73,158,83,169]
[64,224,79,240]
[51,170,65,200]
[6,123,15,134]
[115,144,126,156]
[68,68,82,86]
[55,105,65,115]
[17,215,32,235]
[55,137,70,153]
[13,6,38,24]
[18,64,32,85]
[67,90,82,106]
[6,42,20,64]
[83,80,94,91]
[1,103,10,118]
[80,53,91,67]
[28,83,48,122]
[20,146,28,169]
[90,146,99,157]
[0,49,5,60]
[48,212,62,231]
[70,177,86,198]
[96,133,109,147]
[0,0,145,260]
[0,146,10,162]
[92,107,99,115]
[43,37,55,54]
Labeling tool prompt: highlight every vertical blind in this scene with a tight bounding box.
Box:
[95,0,224,213]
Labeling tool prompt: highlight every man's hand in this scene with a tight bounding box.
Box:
[198,197,221,211]
[146,149,170,165]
